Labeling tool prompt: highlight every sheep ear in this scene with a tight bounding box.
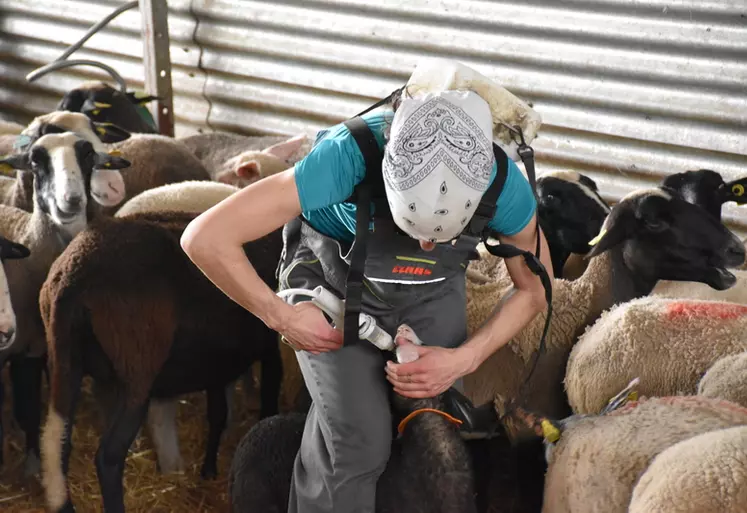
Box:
[263,134,307,162]
[0,153,30,174]
[586,215,631,259]
[236,160,260,180]
[722,177,747,205]
[93,122,131,143]
[81,98,111,117]
[94,152,131,171]
[0,237,30,260]
[125,91,159,105]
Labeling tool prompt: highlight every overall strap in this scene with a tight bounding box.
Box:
[342,116,381,347]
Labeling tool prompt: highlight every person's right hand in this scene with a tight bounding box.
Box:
[280,302,344,355]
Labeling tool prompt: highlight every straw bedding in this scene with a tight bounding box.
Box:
[0,366,264,513]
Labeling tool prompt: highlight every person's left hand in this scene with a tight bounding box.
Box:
[385,340,475,398]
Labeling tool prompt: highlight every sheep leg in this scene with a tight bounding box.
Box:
[9,356,44,476]
[146,399,184,474]
[95,399,148,513]
[200,386,228,480]
[259,343,282,419]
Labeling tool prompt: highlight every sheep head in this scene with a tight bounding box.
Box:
[586,187,746,291]
[216,134,308,188]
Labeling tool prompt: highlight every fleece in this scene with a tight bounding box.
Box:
[652,269,747,304]
[629,425,747,513]
[698,351,747,408]
[565,296,747,415]
[115,180,239,217]
[542,396,747,513]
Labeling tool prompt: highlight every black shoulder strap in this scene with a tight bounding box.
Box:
[463,143,510,238]
[341,116,381,347]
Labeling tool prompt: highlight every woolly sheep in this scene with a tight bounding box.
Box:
[565,297,747,415]
[57,81,158,134]
[540,395,747,513]
[0,120,25,155]
[229,334,546,513]
[6,111,209,216]
[0,133,130,476]
[462,187,745,428]
[697,351,747,407]
[179,132,310,187]
[465,170,610,286]
[653,169,747,298]
[115,180,239,217]
[628,425,747,513]
[39,211,283,513]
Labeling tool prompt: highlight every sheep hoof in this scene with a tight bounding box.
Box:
[58,501,77,513]
[200,463,218,480]
[23,450,40,477]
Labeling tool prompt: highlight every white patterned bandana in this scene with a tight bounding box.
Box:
[383,90,495,243]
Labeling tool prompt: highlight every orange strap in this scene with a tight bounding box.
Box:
[397,408,464,435]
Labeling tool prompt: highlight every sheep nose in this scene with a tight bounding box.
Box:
[724,239,746,267]
[64,193,83,207]
[0,327,15,349]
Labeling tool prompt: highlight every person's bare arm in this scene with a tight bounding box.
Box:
[180,168,342,352]
[459,213,553,371]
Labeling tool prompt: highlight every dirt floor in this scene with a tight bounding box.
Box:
[0,367,265,513]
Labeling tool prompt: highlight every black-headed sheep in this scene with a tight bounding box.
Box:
[0,133,130,476]
[57,81,158,135]
[39,210,283,513]
[463,187,746,430]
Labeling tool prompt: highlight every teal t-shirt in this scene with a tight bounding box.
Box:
[294,110,537,243]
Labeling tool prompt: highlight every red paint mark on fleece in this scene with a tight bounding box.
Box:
[666,301,747,321]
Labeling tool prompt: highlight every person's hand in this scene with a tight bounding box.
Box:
[385,339,475,398]
[280,302,343,355]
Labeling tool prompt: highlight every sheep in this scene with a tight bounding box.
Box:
[462,187,746,429]
[538,395,747,513]
[114,180,239,217]
[0,119,25,155]
[653,169,747,299]
[0,235,32,467]
[465,171,610,286]
[39,210,283,513]
[564,296,747,415]
[6,110,211,217]
[697,351,747,407]
[628,425,747,513]
[57,81,158,134]
[179,132,310,187]
[228,326,545,513]
[0,132,130,476]
[2,111,131,211]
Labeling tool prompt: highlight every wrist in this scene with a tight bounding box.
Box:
[264,297,295,334]
[457,344,482,375]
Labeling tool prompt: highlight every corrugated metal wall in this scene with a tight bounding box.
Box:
[1,0,745,232]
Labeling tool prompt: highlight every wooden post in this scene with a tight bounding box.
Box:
[140,0,174,136]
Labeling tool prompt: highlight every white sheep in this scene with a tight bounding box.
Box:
[540,396,747,513]
[652,269,747,304]
[628,425,747,513]
[462,187,745,428]
[115,180,239,217]
[0,120,24,155]
[179,132,310,187]
[565,296,747,415]
[697,351,747,408]
[0,132,130,476]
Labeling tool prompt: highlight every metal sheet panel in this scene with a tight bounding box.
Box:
[0,0,745,233]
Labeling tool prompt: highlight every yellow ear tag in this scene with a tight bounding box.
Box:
[0,162,15,175]
[96,126,107,136]
[94,102,112,109]
[588,228,607,246]
[92,109,101,116]
[104,162,111,168]
[108,149,122,157]
[628,391,638,401]
[732,184,744,197]
[541,419,561,443]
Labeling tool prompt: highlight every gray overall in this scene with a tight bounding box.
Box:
[277,215,477,513]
